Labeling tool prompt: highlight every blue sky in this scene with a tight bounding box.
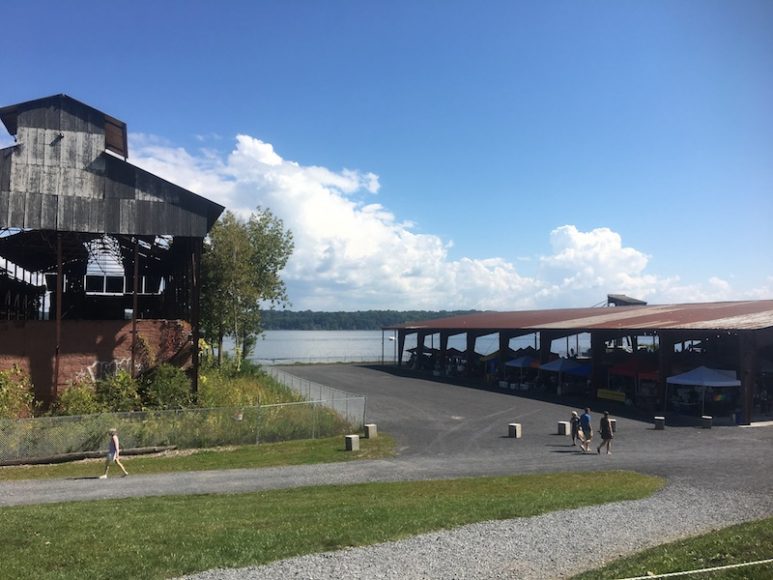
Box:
[2,1,772,310]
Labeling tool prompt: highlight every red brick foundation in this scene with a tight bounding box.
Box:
[0,319,192,404]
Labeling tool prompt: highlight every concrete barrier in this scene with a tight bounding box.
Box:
[508,423,522,438]
[654,416,665,430]
[557,421,570,436]
[345,434,360,451]
[364,423,378,439]
[701,415,713,429]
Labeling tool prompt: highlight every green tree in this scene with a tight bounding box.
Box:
[201,207,293,366]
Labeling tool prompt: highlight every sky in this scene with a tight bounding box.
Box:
[1,1,772,311]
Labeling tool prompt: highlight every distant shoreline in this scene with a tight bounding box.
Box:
[260,309,481,331]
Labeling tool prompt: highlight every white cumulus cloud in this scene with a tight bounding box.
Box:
[128,134,769,311]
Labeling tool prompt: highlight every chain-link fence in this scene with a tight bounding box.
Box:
[0,371,366,465]
[265,367,366,429]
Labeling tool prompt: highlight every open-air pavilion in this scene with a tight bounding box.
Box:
[384,299,773,424]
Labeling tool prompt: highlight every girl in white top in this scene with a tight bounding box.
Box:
[100,428,129,478]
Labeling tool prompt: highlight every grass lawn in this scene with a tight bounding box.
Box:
[0,435,396,481]
[0,470,663,580]
[572,516,773,580]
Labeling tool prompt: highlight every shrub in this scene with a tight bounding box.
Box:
[95,370,141,412]
[198,359,300,408]
[140,364,191,409]
[52,379,105,416]
[0,366,36,419]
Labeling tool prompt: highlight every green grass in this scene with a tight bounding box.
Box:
[572,516,773,579]
[0,435,396,481]
[0,470,663,580]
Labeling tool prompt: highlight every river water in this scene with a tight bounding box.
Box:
[240,330,587,366]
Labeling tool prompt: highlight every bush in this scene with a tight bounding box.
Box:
[198,359,300,408]
[0,366,36,419]
[52,380,105,416]
[95,370,141,412]
[140,364,191,409]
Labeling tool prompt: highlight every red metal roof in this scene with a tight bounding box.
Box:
[385,300,773,333]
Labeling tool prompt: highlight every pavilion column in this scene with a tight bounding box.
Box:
[738,332,756,425]
[466,332,478,376]
[498,332,511,378]
[397,331,407,366]
[539,331,556,363]
[439,332,449,375]
[658,333,675,412]
[591,332,606,391]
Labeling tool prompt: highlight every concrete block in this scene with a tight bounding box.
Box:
[557,421,570,436]
[701,415,712,429]
[508,423,522,438]
[364,423,378,439]
[345,434,360,451]
[654,416,665,430]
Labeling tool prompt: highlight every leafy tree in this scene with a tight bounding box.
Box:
[201,207,293,366]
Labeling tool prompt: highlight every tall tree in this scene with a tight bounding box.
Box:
[201,207,293,365]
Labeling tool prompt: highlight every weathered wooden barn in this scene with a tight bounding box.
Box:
[0,94,224,404]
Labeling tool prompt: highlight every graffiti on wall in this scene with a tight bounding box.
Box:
[76,356,142,382]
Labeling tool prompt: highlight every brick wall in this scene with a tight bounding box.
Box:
[0,319,192,403]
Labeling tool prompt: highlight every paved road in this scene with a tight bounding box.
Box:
[1,364,772,506]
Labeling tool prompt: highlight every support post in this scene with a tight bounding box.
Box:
[131,237,139,378]
[190,238,202,400]
[53,234,63,402]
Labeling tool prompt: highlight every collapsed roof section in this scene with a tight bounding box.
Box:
[0,94,224,322]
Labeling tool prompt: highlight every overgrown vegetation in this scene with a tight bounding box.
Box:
[0,366,36,419]
[0,471,663,580]
[0,358,359,464]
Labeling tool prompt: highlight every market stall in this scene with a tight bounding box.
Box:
[666,366,740,418]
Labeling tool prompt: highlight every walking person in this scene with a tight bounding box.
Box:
[569,411,581,446]
[579,407,593,453]
[597,411,614,455]
[100,428,129,479]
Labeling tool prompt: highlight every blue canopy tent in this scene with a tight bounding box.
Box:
[505,354,540,384]
[539,358,592,394]
[540,358,592,377]
[666,366,740,416]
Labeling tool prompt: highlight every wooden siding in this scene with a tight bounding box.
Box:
[0,95,223,236]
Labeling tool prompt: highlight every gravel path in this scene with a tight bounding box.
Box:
[180,482,773,580]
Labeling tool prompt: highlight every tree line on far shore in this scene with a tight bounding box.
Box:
[259,309,481,331]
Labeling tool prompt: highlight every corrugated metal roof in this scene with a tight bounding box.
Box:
[385,300,773,333]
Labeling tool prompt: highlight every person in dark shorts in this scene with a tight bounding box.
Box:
[579,407,592,453]
[597,411,614,455]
